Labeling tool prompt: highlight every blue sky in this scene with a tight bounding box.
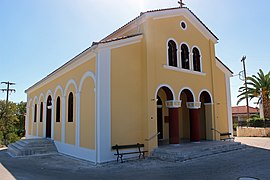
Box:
[0,0,269,107]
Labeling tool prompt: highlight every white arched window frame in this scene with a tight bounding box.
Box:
[166,38,179,68]
[179,42,191,70]
[191,46,203,72]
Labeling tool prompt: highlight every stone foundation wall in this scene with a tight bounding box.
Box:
[237,127,270,137]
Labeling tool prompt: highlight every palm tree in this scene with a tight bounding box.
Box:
[237,69,270,119]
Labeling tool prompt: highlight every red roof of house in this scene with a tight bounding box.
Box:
[232,106,259,115]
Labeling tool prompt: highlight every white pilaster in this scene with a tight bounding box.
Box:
[225,74,233,137]
[96,48,113,163]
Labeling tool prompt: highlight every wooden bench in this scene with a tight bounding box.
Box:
[112,143,148,163]
[211,128,234,141]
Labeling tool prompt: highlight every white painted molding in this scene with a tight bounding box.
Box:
[79,71,96,92]
[165,100,182,108]
[53,85,64,100]
[155,84,176,100]
[198,89,213,103]
[180,20,187,30]
[225,75,233,137]
[178,87,196,102]
[45,90,53,102]
[166,38,179,68]
[215,58,233,77]
[43,102,47,138]
[98,35,143,50]
[64,79,79,96]
[96,48,112,163]
[179,42,190,70]
[186,102,201,109]
[163,65,206,76]
[191,46,203,73]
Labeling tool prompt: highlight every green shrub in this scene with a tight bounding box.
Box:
[6,133,20,145]
[247,117,270,127]
[0,131,3,145]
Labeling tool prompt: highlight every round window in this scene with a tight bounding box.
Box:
[180,21,187,30]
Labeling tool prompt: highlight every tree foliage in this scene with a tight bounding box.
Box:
[237,69,270,119]
[0,100,26,145]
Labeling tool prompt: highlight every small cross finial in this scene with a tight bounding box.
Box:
[178,0,185,8]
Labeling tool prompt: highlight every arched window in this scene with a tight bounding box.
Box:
[56,96,61,122]
[34,104,37,122]
[181,44,190,69]
[168,40,178,67]
[68,92,73,122]
[40,102,43,122]
[193,47,201,72]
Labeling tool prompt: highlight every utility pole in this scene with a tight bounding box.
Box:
[1,81,16,104]
[241,56,250,119]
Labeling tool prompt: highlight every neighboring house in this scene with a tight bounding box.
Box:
[25,7,233,163]
[232,106,259,123]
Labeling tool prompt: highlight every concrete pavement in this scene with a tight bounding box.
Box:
[235,137,270,150]
[0,138,269,180]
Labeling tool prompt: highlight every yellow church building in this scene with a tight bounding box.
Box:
[25,7,233,163]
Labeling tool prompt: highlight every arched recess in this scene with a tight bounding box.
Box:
[46,95,53,138]
[199,90,213,140]
[180,42,190,70]
[156,85,175,145]
[64,79,78,145]
[79,72,96,149]
[32,96,39,136]
[54,85,64,142]
[167,39,178,67]
[192,46,202,72]
[178,88,195,142]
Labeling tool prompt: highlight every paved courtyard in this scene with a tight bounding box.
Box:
[0,138,270,180]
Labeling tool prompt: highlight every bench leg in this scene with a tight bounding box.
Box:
[120,155,123,163]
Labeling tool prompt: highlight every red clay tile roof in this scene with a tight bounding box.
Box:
[93,33,142,45]
[232,106,259,115]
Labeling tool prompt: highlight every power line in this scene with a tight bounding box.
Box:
[1,81,16,104]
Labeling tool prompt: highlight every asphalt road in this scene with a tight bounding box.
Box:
[0,146,269,180]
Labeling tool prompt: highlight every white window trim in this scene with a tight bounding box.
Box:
[163,65,206,76]
[180,20,187,31]
[191,46,203,73]
[166,38,179,68]
[179,42,191,70]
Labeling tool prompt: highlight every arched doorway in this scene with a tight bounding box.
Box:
[46,95,52,138]
[199,91,212,140]
[179,89,194,142]
[156,86,176,145]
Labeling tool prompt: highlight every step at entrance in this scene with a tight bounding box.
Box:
[8,138,58,157]
[151,141,246,162]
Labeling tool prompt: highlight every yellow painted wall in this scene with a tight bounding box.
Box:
[80,77,96,149]
[27,57,96,143]
[213,67,229,137]
[111,42,144,145]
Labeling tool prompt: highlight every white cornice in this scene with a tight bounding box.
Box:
[98,35,143,50]
[215,58,233,77]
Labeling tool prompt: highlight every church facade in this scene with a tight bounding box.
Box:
[25,7,233,163]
